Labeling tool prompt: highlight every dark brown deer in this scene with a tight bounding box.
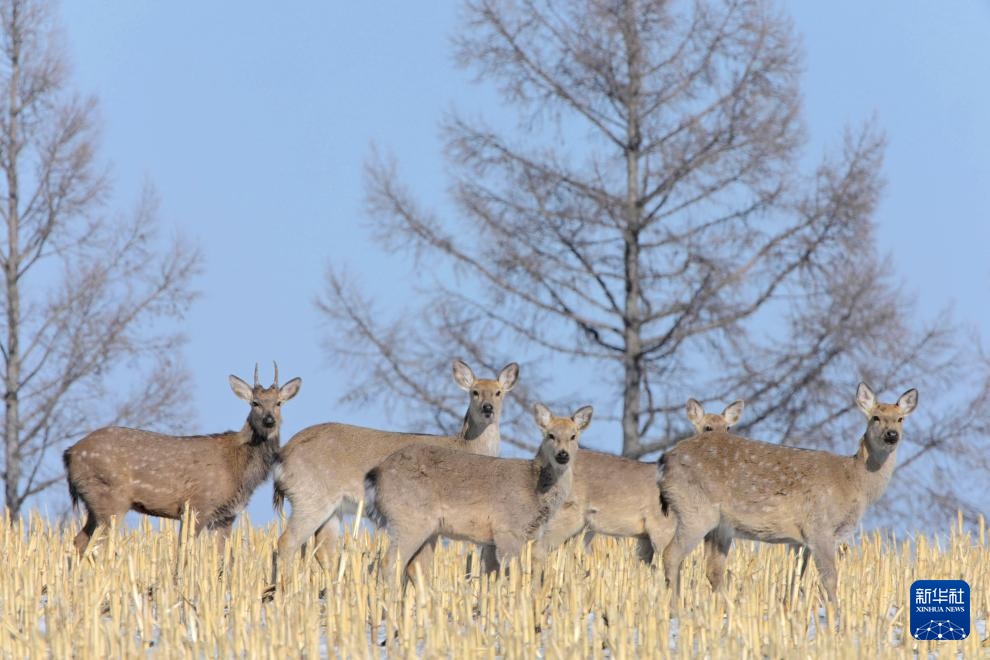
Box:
[63,363,301,554]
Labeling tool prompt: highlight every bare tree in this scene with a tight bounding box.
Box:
[0,0,200,515]
[321,0,987,525]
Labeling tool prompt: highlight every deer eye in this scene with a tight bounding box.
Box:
[547,433,555,440]
[251,401,260,408]
[570,434,575,441]
[495,391,501,397]
[276,401,281,407]
[872,416,880,423]
[472,390,479,397]
[897,417,902,423]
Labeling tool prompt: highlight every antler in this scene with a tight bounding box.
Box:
[272,360,279,388]
[254,362,260,388]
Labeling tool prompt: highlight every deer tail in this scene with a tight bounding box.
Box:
[363,468,385,528]
[271,454,287,514]
[63,449,80,510]
[656,453,671,517]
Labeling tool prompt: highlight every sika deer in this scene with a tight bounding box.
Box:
[536,399,744,565]
[365,403,592,582]
[63,363,301,554]
[273,360,518,568]
[686,399,744,434]
[658,383,918,603]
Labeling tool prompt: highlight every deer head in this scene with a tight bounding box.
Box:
[453,359,519,426]
[855,382,918,453]
[228,361,302,442]
[686,398,744,433]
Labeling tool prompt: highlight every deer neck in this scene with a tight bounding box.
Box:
[458,411,500,456]
[209,423,281,524]
[522,454,573,538]
[852,435,898,504]
[235,422,280,481]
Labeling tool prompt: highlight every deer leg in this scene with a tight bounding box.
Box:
[80,492,129,555]
[493,532,525,575]
[271,503,333,592]
[174,512,201,581]
[406,537,436,583]
[177,508,208,561]
[529,538,549,568]
[464,544,500,576]
[635,536,656,565]
[73,511,99,556]
[209,520,234,577]
[647,513,675,568]
[795,543,812,579]
[465,543,500,576]
[538,503,584,558]
[662,518,713,601]
[526,539,552,599]
[704,529,732,591]
[277,500,337,567]
[214,519,235,552]
[409,536,441,585]
[478,544,499,574]
[383,526,434,587]
[206,515,233,536]
[805,536,839,604]
[661,538,686,599]
[177,506,207,549]
[312,514,341,570]
[582,530,596,554]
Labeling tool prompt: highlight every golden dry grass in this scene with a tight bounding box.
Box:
[0,511,986,658]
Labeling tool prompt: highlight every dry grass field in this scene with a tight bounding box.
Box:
[0,511,986,658]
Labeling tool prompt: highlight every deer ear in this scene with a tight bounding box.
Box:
[686,398,704,428]
[855,382,876,415]
[896,388,918,415]
[532,403,553,430]
[229,375,253,402]
[571,405,593,431]
[497,362,519,391]
[452,359,476,391]
[722,400,744,427]
[279,377,302,402]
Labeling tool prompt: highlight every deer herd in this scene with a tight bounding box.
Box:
[62,359,919,607]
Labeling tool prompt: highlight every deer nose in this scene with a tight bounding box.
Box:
[555,450,570,465]
[263,414,276,428]
[482,403,494,416]
[884,429,899,444]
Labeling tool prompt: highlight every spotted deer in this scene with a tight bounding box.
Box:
[365,403,591,582]
[63,363,301,554]
[657,383,918,603]
[273,360,518,569]
[536,399,744,565]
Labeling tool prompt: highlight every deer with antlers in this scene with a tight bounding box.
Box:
[63,362,301,554]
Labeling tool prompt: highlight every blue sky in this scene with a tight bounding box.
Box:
[49,1,989,525]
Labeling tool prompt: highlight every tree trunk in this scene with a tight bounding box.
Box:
[3,13,21,515]
[621,230,642,457]
[620,0,643,457]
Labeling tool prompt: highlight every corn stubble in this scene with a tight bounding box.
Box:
[0,512,986,658]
